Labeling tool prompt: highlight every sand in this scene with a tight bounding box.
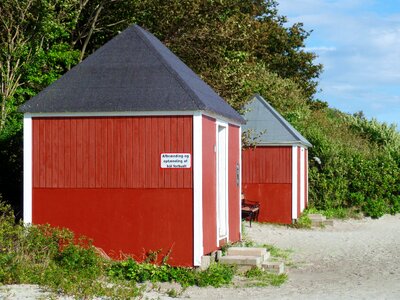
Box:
[2,215,400,299]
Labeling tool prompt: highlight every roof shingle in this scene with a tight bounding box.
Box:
[19,25,244,124]
[242,94,312,147]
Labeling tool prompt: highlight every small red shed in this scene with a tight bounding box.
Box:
[20,25,245,266]
[242,94,312,224]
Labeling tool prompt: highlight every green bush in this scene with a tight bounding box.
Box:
[196,263,235,287]
[108,259,236,288]
[0,200,140,298]
[297,109,400,218]
[244,267,287,287]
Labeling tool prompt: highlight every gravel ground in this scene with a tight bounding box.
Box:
[2,215,400,299]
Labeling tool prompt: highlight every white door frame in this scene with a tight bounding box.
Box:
[216,121,229,245]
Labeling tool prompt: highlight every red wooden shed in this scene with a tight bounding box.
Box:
[20,25,245,267]
[242,95,312,224]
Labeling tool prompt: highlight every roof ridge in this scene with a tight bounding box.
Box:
[133,25,204,111]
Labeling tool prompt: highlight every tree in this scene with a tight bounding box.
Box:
[0,0,80,133]
[128,0,322,104]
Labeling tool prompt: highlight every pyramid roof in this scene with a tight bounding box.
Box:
[20,25,244,124]
[242,94,312,147]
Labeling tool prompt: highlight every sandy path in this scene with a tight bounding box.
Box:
[181,215,400,300]
[2,215,400,299]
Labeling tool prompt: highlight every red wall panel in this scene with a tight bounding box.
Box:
[242,146,292,184]
[32,188,193,266]
[202,116,217,255]
[242,146,293,224]
[228,125,241,242]
[32,116,193,189]
[242,183,292,224]
[32,116,194,266]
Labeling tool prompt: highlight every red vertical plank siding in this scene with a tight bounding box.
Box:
[38,120,46,187]
[297,147,301,218]
[202,116,217,255]
[70,119,77,188]
[120,119,127,188]
[33,121,40,188]
[76,120,83,188]
[82,119,90,187]
[32,116,194,266]
[88,119,96,188]
[43,121,51,187]
[51,120,59,187]
[58,119,65,188]
[242,146,293,224]
[64,120,71,188]
[132,118,140,188]
[183,118,192,188]
[228,125,240,243]
[164,118,171,188]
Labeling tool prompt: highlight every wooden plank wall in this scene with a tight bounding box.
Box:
[242,146,292,184]
[32,116,193,189]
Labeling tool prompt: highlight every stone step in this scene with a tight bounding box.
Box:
[262,261,285,275]
[308,214,326,221]
[227,247,269,261]
[219,255,262,267]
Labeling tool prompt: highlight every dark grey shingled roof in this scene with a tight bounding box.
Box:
[242,94,312,147]
[19,25,245,124]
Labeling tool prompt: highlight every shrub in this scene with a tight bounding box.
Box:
[108,259,236,288]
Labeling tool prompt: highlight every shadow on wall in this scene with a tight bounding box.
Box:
[0,128,23,220]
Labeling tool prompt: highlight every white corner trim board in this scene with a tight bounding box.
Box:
[23,114,33,224]
[292,146,298,220]
[238,126,242,239]
[300,147,305,213]
[193,113,203,266]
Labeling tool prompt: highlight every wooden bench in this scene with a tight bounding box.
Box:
[241,198,260,227]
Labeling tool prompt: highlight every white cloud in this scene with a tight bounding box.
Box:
[305,46,336,52]
[278,0,400,128]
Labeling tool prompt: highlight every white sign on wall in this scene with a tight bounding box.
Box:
[161,153,191,169]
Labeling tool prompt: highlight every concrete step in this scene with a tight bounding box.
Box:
[262,261,285,275]
[324,219,334,226]
[308,214,330,227]
[308,214,326,221]
[219,255,262,267]
[227,247,270,261]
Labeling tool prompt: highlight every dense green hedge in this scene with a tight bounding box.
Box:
[294,109,400,218]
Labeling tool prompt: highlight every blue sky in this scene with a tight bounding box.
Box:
[277,0,400,129]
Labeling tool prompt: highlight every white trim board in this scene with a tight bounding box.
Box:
[23,116,33,224]
[26,110,244,127]
[238,126,242,240]
[300,147,305,213]
[291,146,298,220]
[193,113,203,266]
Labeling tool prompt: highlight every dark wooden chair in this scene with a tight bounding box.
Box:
[241,196,260,227]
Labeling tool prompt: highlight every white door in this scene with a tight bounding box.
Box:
[217,125,228,239]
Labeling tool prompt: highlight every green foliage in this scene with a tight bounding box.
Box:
[129,0,322,104]
[293,214,312,229]
[0,200,141,298]
[305,206,361,220]
[108,259,236,288]
[244,267,287,287]
[196,263,236,287]
[296,108,400,218]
